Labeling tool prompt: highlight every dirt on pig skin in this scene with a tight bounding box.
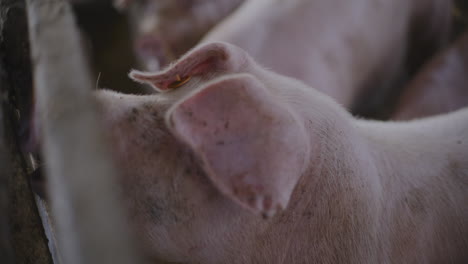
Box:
[92,42,467,264]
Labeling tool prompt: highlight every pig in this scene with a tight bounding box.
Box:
[120,0,244,71]
[127,0,452,114]
[392,31,468,120]
[93,42,468,263]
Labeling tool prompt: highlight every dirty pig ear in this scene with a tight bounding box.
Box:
[128,42,248,92]
[166,74,309,217]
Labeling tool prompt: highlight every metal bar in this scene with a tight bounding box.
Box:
[25,0,143,263]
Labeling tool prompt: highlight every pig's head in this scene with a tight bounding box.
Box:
[115,0,244,71]
[95,42,314,263]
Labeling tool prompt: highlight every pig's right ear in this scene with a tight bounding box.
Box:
[166,74,309,217]
[129,42,248,92]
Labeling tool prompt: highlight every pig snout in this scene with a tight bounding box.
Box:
[122,0,244,70]
[134,35,168,71]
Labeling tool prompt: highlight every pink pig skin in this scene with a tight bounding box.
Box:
[201,0,452,109]
[95,42,468,264]
[392,31,468,120]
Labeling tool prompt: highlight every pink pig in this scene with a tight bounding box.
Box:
[122,0,244,70]
[94,42,468,263]
[392,31,468,120]
[204,0,453,109]
[128,0,452,111]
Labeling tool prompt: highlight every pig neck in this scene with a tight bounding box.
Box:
[351,110,468,262]
[215,77,385,263]
[238,81,467,263]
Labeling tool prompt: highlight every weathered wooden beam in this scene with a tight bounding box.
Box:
[0,0,54,263]
[25,0,143,263]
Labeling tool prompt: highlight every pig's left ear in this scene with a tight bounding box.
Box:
[166,74,309,217]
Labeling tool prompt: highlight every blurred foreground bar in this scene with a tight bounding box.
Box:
[25,0,142,263]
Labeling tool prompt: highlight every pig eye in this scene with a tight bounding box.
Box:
[168,74,191,89]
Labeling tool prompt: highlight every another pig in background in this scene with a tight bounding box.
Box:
[120,0,244,70]
[203,0,452,115]
[392,31,468,120]
[94,42,468,264]
[127,0,452,116]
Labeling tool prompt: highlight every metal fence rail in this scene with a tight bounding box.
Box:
[25,0,143,263]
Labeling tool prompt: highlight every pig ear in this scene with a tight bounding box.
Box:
[166,74,309,217]
[129,42,248,92]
